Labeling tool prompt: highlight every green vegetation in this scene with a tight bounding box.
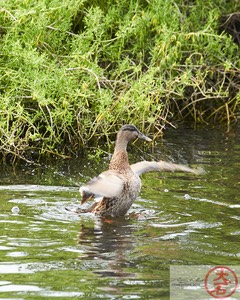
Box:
[0,0,239,162]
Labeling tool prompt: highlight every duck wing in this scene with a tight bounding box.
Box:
[131,160,203,176]
[79,170,125,204]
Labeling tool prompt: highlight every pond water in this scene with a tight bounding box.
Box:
[0,127,239,299]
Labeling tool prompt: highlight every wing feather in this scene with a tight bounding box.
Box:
[79,170,125,204]
[131,161,204,176]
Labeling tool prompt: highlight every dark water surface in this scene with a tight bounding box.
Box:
[0,128,239,299]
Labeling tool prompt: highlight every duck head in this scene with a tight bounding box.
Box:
[117,124,152,143]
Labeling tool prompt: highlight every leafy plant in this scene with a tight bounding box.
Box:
[0,0,239,162]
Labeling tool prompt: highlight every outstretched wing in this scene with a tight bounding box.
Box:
[131,160,204,176]
[79,170,125,204]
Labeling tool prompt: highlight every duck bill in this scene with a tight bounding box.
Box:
[138,132,152,142]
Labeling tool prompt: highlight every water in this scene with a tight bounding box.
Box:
[0,127,239,299]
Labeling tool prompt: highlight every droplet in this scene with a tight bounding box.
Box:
[11,206,20,214]
[164,189,169,193]
[184,194,191,200]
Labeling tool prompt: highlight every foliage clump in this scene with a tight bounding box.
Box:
[0,0,239,161]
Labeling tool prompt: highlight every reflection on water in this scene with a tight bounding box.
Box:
[0,127,239,299]
[78,218,137,278]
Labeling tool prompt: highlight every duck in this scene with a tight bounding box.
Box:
[79,124,202,217]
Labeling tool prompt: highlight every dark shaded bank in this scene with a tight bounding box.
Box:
[0,1,239,162]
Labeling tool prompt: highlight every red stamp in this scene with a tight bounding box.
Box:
[204,266,238,298]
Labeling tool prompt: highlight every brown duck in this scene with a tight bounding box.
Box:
[79,124,201,217]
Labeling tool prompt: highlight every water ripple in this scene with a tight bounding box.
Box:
[0,184,77,192]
